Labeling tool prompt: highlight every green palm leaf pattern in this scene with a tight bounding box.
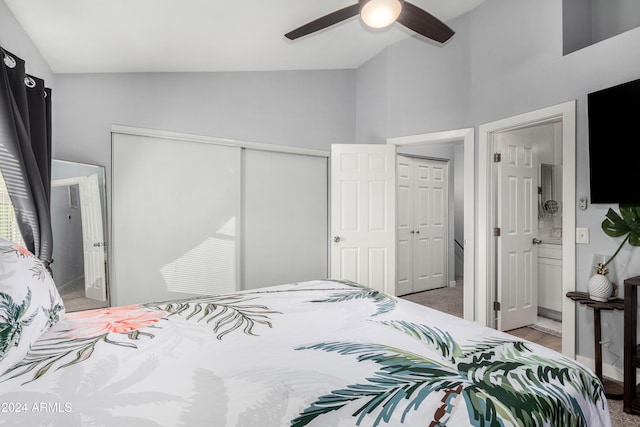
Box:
[0,289,37,360]
[29,261,47,281]
[199,281,395,317]
[3,294,281,384]
[41,291,65,329]
[381,320,463,362]
[1,327,154,385]
[294,321,605,427]
[145,294,281,340]
[293,341,465,427]
[307,280,396,316]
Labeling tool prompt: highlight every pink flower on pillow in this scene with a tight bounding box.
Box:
[65,305,166,338]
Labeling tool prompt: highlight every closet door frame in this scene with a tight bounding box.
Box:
[110,125,329,305]
[111,125,328,157]
[388,128,475,321]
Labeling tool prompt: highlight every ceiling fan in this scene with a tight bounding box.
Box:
[285,0,455,43]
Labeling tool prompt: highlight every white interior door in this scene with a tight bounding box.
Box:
[78,174,107,301]
[414,158,448,292]
[396,157,412,296]
[396,156,449,295]
[330,144,396,295]
[496,136,538,331]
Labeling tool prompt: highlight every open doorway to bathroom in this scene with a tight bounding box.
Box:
[478,101,576,358]
[480,121,563,353]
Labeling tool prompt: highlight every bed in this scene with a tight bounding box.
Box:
[0,237,611,426]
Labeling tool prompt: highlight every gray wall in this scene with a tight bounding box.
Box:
[564,0,640,54]
[563,0,592,55]
[356,13,472,144]
[0,1,54,84]
[356,49,389,144]
[387,14,472,139]
[357,0,640,370]
[50,186,83,287]
[54,71,355,168]
[591,0,640,42]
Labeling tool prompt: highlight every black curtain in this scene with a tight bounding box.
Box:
[0,47,53,267]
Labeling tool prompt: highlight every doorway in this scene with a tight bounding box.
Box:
[478,101,576,358]
[387,128,475,321]
[492,123,565,336]
[396,155,450,296]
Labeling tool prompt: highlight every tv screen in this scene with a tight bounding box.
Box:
[588,78,640,204]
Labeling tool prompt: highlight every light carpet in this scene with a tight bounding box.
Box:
[58,277,109,312]
[399,284,464,318]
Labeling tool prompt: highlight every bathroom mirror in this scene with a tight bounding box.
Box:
[540,163,560,218]
[51,159,109,311]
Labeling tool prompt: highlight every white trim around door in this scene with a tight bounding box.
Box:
[387,128,475,322]
[478,101,576,359]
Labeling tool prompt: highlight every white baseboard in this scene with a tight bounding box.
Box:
[576,355,624,383]
[449,280,457,288]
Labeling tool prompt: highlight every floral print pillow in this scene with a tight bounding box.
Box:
[0,237,65,375]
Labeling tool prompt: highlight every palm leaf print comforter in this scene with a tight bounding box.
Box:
[0,280,610,426]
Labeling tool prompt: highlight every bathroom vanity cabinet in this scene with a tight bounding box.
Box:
[538,243,562,314]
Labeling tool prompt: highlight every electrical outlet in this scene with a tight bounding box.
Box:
[576,227,589,244]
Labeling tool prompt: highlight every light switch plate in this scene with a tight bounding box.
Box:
[576,227,589,244]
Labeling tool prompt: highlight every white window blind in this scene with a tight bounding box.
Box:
[0,171,24,246]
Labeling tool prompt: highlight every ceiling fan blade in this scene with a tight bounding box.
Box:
[285,4,360,40]
[397,1,455,43]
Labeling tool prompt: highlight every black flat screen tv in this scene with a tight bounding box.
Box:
[588,77,640,204]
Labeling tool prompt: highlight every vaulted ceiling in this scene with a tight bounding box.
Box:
[4,0,485,73]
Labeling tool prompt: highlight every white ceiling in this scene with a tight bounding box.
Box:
[4,0,485,74]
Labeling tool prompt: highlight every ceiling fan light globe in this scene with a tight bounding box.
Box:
[360,0,402,29]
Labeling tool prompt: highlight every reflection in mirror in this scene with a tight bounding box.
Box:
[539,163,560,219]
[538,163,563,242]
[51,159,109,312]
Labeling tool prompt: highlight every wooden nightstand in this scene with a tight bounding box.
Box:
[624,276,640,414]
[566,291,624,399]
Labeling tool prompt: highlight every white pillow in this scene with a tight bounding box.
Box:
[0,237,65,376]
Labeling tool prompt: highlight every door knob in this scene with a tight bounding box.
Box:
[532,238,542,245]
[333,236,341,243]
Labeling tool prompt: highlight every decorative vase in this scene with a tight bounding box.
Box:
[588,274,612,302]
[587,254,616,302]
